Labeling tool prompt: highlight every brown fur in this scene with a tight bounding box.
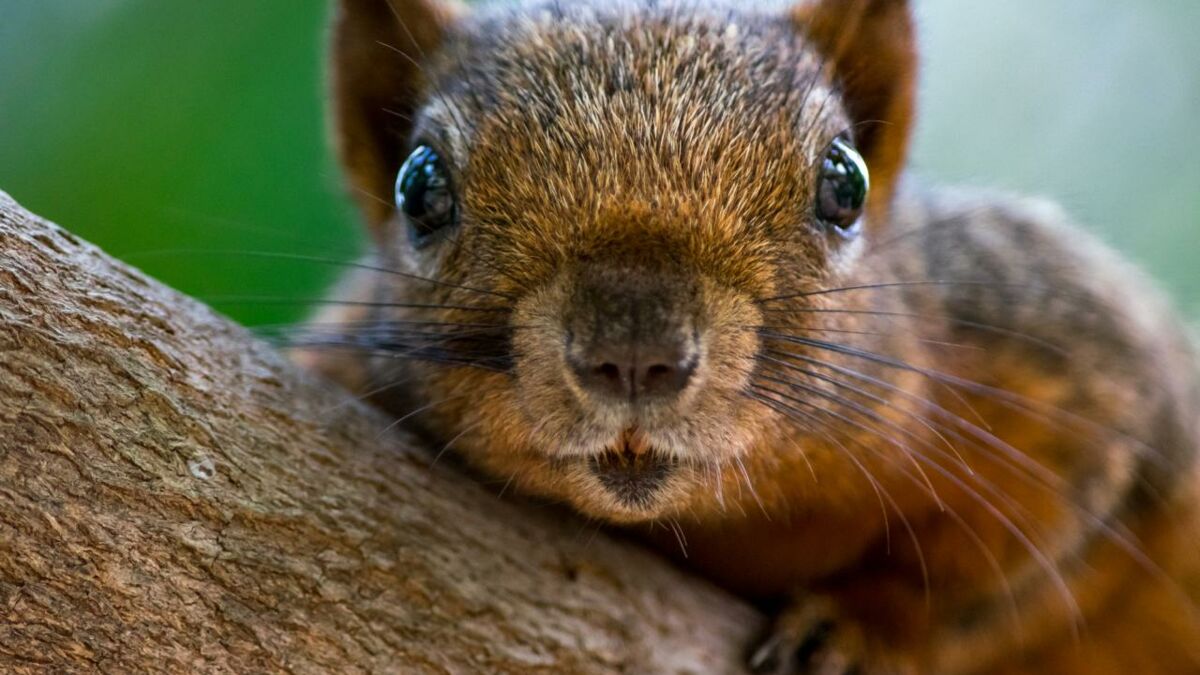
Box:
[300,0,1200,672]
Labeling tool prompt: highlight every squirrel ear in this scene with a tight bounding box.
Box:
[330,0,464,229]
[793,0,917,216]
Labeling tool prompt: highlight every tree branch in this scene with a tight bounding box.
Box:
[0,191,760,673]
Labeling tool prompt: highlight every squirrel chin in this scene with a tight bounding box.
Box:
[556,452,694,524]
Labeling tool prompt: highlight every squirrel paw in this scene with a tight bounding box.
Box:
[746,594,868,675]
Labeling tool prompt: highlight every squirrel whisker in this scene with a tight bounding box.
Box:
[754,351,1188,619]
[744,384,1026,627]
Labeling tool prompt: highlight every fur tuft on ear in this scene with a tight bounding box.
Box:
[793,0,917,219]
[330,0,463,230]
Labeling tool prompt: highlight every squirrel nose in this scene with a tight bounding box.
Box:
[564,264,702,405]
[569,339,699,402]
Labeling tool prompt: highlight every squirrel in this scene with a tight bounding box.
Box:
[293,0,1200,672]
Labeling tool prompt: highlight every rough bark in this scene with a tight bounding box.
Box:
[0,191,761,673]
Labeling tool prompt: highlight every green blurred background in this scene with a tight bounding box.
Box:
[1,0,1197,328]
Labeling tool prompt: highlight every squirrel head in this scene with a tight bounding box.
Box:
[328,0,918,522]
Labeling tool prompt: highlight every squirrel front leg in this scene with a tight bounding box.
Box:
[748,583,924,675]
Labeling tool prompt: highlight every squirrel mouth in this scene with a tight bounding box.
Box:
[587,428,675,507]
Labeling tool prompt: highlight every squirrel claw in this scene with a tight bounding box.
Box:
[746,595,866,675]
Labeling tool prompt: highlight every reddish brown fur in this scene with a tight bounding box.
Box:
[301,1,1200,672]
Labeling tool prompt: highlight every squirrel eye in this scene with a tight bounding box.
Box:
[396,144,458,243]
[816,137,870,235]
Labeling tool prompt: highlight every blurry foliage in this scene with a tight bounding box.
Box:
[1,0,1197,326]
[0,0,357,327]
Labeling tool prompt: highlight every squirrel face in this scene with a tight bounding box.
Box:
[328,0,916,522]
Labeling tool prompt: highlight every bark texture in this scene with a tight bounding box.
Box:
[0,191,761,673]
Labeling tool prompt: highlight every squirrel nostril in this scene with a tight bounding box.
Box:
[594,362,622,383]
[640,359,696,398]
[646,364,671,379]
[641,363,675,395]
[574,358,631,399]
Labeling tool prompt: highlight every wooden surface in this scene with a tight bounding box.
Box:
[0,191,761,673]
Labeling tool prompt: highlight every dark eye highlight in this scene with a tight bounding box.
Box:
[816,137,870,236]
[396,144,459,244]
